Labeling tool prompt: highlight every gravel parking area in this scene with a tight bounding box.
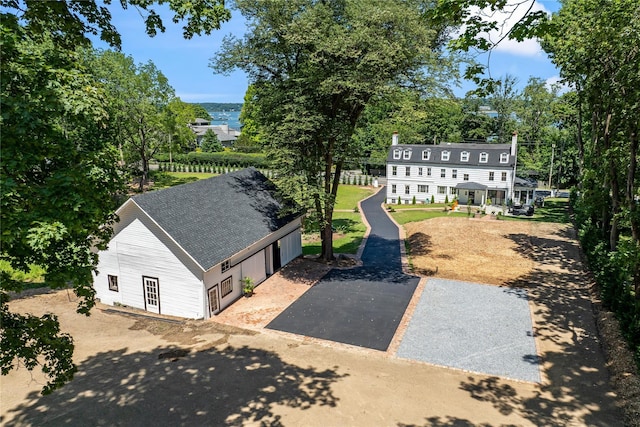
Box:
[397,278,540,383]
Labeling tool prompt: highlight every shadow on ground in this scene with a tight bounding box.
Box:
[2,345,347,426]
[441,227,622,426]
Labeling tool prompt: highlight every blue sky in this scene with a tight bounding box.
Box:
[94,0,562,103]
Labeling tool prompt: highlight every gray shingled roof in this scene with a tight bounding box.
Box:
[455,182,488,190]
[387,143,515,167]
[131,168,300,271]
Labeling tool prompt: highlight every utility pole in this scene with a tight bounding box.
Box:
[548,143,556,190]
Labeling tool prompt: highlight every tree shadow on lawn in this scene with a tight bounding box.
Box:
[3,345,347,426]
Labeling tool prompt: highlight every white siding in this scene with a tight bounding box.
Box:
[203,264,242,315]
[241,250,267,285]
[280,229,302,266]
[386,162,514,204]
[95,218,204,319]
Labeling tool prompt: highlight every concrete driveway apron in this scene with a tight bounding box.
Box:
[267,188,420,351]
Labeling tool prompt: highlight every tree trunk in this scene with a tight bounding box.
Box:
[139,150,148,192]
[627,131,639,242]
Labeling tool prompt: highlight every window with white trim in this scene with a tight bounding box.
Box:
[221,259,230,273]
[452,169,457,179]
[393,149,401,159]
[463,174,469,181]
[391,184,396,193]
[392,166,397,176]
[405,166,411,177]
[403,149,411,160]
[489,172,495,181]
[437,186,446,194]
[479,152,488,163]
[441,151,450,161]
[418,167,423,176]
[427,167,432,177]
[450,188,457,195]
[108,275,119,292]
[440,168,446,178]
[221,276,233,297]
[422,149,431,160]
[418,185,428,193]
[461,151,470,162]
[500,153,509,163]
[501,172,507,181]
[404,185,410,195]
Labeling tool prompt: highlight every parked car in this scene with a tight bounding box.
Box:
[509,204,535,216]
[534,190,552,199]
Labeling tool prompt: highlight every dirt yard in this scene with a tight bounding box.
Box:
[1,218,633,426]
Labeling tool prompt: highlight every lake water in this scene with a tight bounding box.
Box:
[205,110,241,130]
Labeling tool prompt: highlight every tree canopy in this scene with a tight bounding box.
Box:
[213,0,452,261]
[1,15,123,394]
[1,0,229,394]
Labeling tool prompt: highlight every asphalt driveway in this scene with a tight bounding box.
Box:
[267,188,420,351]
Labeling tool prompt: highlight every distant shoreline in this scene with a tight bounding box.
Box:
[196,102,242,112]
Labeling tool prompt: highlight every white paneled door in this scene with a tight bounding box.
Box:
[143,276,160,314]
[208,285,220,317]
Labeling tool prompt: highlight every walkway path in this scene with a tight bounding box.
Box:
[267,189,420,351]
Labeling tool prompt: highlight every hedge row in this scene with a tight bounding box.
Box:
[572,191,640,368]
[157,162,375,187]
[154,151,270,168]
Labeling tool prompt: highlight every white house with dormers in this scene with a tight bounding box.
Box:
[386,132,518,206]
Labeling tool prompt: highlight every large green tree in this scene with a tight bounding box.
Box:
[0,0,230,394]
[213,0,449,261]
[163,99,198,161]
[0,16,122,395]
[542,0,640,373]
[89,50,175,190]
[543,0,640,277]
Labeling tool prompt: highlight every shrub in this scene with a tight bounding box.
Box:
[430,195,435,204]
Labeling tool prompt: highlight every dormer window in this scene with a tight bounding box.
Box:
[441,150,450,161]
[403,149,411,160]
[500,152,509,163]
[422,149,431,160]
[479,152,488,163]
[461,151,470,162]
[393,149,402,160]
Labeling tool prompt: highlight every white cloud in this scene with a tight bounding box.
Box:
[544,75,572,93]
[464,0,550,57]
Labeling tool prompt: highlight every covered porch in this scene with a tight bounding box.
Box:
[455,183,508,206]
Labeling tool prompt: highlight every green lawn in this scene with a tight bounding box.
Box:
[302,212,366,255]
[0,260,49,290]
[384,202,449,210]
[529,198,571,223]
[150,171,218,189]
[334,185,376,210]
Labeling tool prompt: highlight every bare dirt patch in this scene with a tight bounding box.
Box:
[1,219,633,426]
[405,216,637,426]
[404,217,559,285]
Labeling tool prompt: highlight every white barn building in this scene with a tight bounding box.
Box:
[385,133,519,206]
[93,168,302,319]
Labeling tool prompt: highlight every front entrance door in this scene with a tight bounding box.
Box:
[208,285,220,317]
[468,191,475,204]
[143,276,160,314]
